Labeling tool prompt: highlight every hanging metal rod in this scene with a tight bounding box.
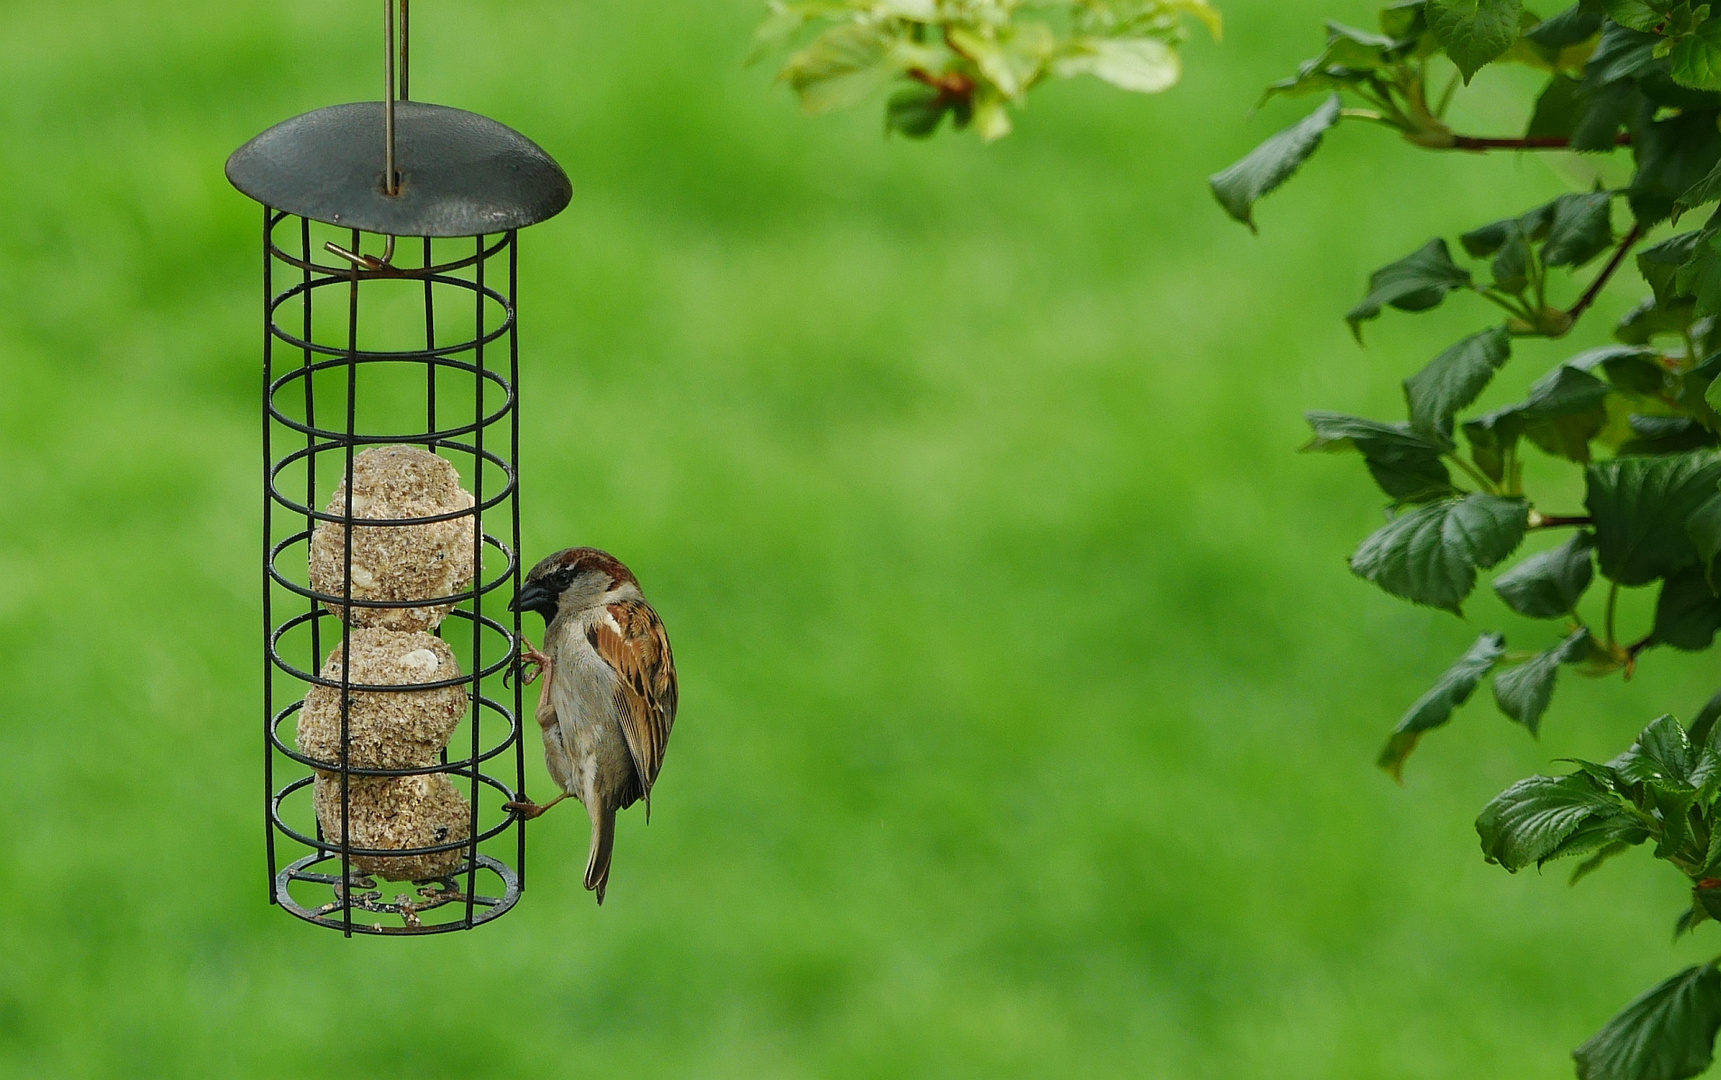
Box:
[326,0,408,270]
[400,0,410,102]
[384,0,398,196]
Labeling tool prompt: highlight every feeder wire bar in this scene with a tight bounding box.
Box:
[338,229,363,936]
[510,231,526,888]
[467,231,486,927]
[263,203,278,904]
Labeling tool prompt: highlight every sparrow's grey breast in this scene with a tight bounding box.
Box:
[543,607,641,807]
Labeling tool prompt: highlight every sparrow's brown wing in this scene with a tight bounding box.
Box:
[587,598,678,803]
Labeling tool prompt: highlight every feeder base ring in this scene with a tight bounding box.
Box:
[275,851,520,934]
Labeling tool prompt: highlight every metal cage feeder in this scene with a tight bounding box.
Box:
[227,1,570,934]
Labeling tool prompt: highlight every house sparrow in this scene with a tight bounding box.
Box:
[506,547,678,904]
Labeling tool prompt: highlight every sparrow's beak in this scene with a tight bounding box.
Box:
[510,579,553,614]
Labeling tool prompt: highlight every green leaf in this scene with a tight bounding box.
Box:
[1676,163,1721,219]
[1350,493,1529,612]
[1572,77,1647,153]
[1640,232,1704,302]
[1655,566,1721,650]
[748,1,813,65]
[1477,771,1639,870]
[885,83,949,138]
[1691,685,1721,753]
[1381,1,1432,42]
[1676,231,1721,318]
[1549,811,1654,864]
[1261,26,1391,103]
[1493,627,1592,734]
[1679,898,1713,938]
[1616,294,1697,345]
[1630,108,1721,226]
[1463,408,1525,483]
[1570,345,1669,396]
[1209,95,1343,232]
[1573,964,1721,1080]
[1492,228,1533,292]
[1428,0,1523,79]
[1687,490,1721,589]
[1612,714,1699,787]
[1494,530,1596,617]
[1600,0,1667,33]
[1303,411,1455,502]
[955,35,1019,102]
[1404,328,1512,435]
[1566,756,1631,792]
[1672,19,1721,92]
[1525,3,1604,49]
[1654,782,1702,860]
[781,23,902,114]
[1322,21,1401,67]
[1588,451,1721,585]
[1472,363,1611,467]
[971,86,1011,141]
[1463,203,1555,256]
[1571,838,1636,884]
[1697,885,1721,929]
[1058,36,1181,93]
[1519,365,1612,463]
[1588,20,1660,83]
[1543,191,1617,267]
[1621,416,1718,456]
[1346,239,1474,339]
[1528,72,1587,138]
[1377,631,1506,779]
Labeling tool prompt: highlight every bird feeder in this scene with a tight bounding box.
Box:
[228,0,570,934]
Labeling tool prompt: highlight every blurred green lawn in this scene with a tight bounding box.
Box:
[4,0,1720,1076]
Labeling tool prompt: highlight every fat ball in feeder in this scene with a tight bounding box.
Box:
[309,446,477,632]
[297,627,467,770]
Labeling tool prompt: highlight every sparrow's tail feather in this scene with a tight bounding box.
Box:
[585,803,616,905]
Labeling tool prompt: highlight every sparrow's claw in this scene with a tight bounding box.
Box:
[521,643,552,667]
[504,792,569,820]
[513,642,552,687]
[505,799,547,820]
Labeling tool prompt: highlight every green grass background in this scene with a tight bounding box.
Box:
[2,0,1718,1075]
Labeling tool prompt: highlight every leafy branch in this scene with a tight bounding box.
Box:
[1220,1,1721,1076]
[751,0,1220,140]
[1570,221,1650,324]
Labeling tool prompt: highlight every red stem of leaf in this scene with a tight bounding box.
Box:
[1448,133,1633,151]
[1567,221,1647,325]
[908,67,974,98]
[1532,515,1592,528]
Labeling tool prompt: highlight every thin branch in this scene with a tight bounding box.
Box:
[1568,221,1647,325]
[1446,132,1633,151]
[1625,633,1655,680]
[907,68,974,96]
[1605,579,1621,650]
[1476,287,1535,321]
[1434,70,1460,117]
[1529,513,1593,529]
[1445,452,1499,495]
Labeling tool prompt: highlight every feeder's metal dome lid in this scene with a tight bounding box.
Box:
[226,101,571,237]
